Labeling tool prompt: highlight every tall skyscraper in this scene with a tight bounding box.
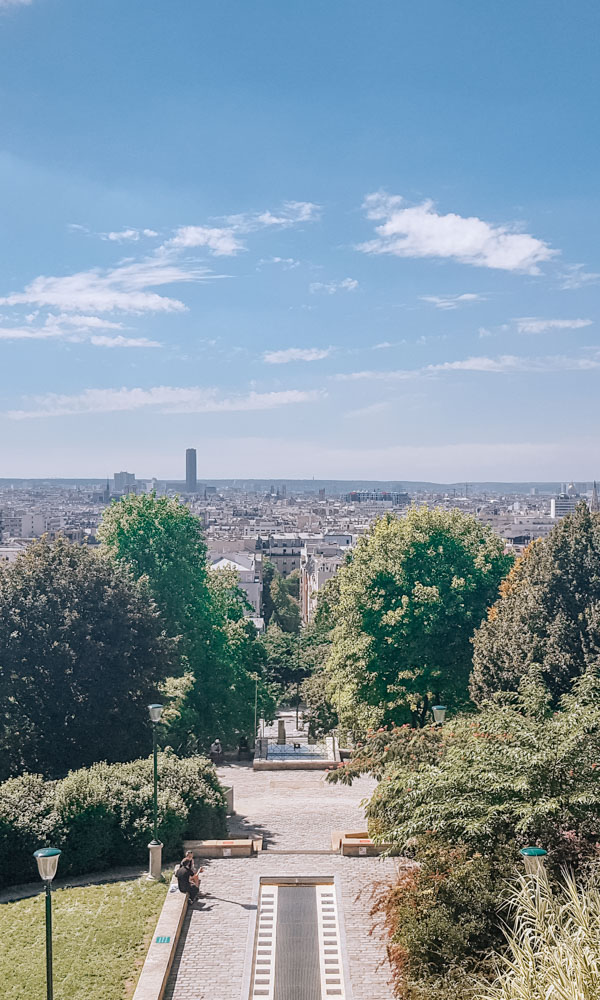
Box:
[185,448,197,492]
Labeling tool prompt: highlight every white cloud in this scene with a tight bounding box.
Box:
[515,317,593,334]
[559,265,600,290]
[88,335,161,348]
[7,386,323,420]
[0,0,32,7]
[421,292,485,310]
[103,228,158,242]
[168,226,244,256]
[225,201,320,233]
[309,278,358,294]
[0,314,160,348]
[335,350,600,381]
[258,257,300,270]
[0,255,213,314]
[359,192,557,273]
[263,347,332,364]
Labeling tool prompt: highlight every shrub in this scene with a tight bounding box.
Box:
[0,751,226,888]
[373,841,516,999]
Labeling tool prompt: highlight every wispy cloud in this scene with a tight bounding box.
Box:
[309,278,358,294]
[102,228,158,242]
[359,192,557,273]
[335,350,600,381]
[421,292,485,310]
[0,313,159,347]
[263,347,331,364]
[257,257,301,270]
[559,265,600,290]
[168,226,244,256]
[7,386,323,420]
[344,401,391,418]
[224,201,320,233]
[515,317,593,334]
[0,255,214,315]
[0,0,32,8]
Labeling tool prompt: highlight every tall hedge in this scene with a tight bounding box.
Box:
[0,752,226,889]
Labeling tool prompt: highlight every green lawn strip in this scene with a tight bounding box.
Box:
[0,877,168,1000]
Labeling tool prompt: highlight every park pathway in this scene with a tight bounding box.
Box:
[164,722,399,1000]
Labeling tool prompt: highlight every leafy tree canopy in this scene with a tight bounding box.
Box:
[471,503,600,705]
[0,537,174,779]
[324,508,511,731]
[99,495,272,748]
[331,671,600,865]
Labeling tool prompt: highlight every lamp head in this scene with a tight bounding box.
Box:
[34,847,61,882]
[148,703,163,724]
[432,705,447,725]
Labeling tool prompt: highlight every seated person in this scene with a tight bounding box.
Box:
[175,853,203,904]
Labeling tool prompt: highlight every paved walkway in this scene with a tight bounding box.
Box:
[165,763,399,1000]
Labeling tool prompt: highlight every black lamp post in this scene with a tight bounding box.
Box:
[147,703,163,880]
[33,847,61,1000]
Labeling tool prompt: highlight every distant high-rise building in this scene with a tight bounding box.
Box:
[550,494,579,519]
[591,482,600,514]
[114,471,136,493]
[185,448,197,492]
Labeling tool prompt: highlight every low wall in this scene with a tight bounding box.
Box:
[253,759,332,771]
[132,875,187,1000]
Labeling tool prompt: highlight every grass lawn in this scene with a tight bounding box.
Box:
[0,877,169,1000]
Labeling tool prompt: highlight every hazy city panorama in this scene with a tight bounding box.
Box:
[1,5,599,1000]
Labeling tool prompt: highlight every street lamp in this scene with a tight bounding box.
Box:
[33,847,61,1000]
[432,705,447,725]
[520,846,547,875]
[147,703,164,881]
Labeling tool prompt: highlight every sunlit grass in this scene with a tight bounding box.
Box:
[0,877,168,1000]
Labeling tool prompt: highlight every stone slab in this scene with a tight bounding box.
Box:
[183,838,254,857]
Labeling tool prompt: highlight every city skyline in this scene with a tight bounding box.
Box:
[0,2,598,479]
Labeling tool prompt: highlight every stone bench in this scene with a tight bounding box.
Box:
[183,838,255,858]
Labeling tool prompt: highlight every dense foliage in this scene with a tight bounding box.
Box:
[0,537,174,780]
[331,673,600,865]
[99,494,272,748]
[471,504,600,705]
[261,561,301,632]
[0,751,225,888]
[324,508,511,732]
[373,842,516,999]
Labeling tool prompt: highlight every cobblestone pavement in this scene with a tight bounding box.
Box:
[165,760,398,1000]
[221,762,377,850]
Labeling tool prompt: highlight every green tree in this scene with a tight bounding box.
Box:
[261,560,301,632]
[471,503,600,705]
[99,495,272,748]
[325,508,511,731]
[0,537,174,780]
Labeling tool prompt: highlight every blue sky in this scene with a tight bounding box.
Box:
[0,0,598,480]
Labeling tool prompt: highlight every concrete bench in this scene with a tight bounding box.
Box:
[183,838,254,858]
